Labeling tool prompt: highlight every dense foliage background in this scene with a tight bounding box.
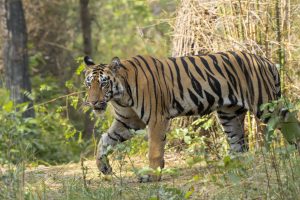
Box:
[0,0,174,164]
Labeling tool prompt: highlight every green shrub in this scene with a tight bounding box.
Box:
[0,88,85,165]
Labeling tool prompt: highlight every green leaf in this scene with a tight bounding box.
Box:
[184,186,194,199]
[76,63,85,75]
[223,155,231,167]
[40,84,52,91]
[280,111,300,142]
[3,101,13,112]
[266,116,280,131]
[137,166,155,176]
[192,175,200,181]
[17,102,29,112]
[184,135,191,144]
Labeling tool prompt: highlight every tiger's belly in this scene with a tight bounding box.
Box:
[168,95,249,119]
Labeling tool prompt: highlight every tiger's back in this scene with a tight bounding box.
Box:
[122,51,280,124]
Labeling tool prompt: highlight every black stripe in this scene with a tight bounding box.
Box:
[229,51,249,107]
[205,90,215,106]
[208,55,225,78]
[156,59,171,113]
[114,132,126,142]
[114,100,128,107]
[124,78,133,106]
[240,52,254,76]
[137,56,157,122]
[166,61,175,87]
[220,53,239,77]
[218,115,237,120]
[228,133,238,138]
[229,53,253,106]
[186,110,194,116]
[168,57,184,99]
[115,111,129,119]
[237,54,254,104]
[150,57,161,76]
[220,54,244,103]
[119,63,128,70]
[187,56,206,80]
[227,82,238,106]
[182,57,204,98]
[200,57,213,74]
[254,55,273,100]
[128,60,140,108]
[188,89,198,105]
[234,107,246,115]
[151,57,165,116]
[181,57,191,77]
[133,57,152,124]
[188,85,204,114]
[140,95,145,119]
[116,118,133,130]
[172,92,184,114]
[250,55,263,116]
[224,65,238,93]
[107,133,118,141]
[229,51,244,72]
[206,73,222,104]
[202,91,215,114]
[221,122,230,126]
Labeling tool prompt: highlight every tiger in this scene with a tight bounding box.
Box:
[83,51,281,182]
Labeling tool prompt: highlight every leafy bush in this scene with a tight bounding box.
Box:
[0,88,85,165]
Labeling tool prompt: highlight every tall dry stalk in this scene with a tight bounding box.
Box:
[171,0,298,149]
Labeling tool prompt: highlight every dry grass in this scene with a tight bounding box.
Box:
[1,147,299,200]
[171,0,300,96]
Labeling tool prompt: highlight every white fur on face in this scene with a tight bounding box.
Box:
[93,109,106,117]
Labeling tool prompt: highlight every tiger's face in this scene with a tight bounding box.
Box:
[84,56,123,115]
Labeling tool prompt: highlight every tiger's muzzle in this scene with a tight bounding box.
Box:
[93,101,107,111]
[85,100,107,114]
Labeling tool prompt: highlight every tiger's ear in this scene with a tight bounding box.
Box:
[84,56,95,66]
[110,57,121,73]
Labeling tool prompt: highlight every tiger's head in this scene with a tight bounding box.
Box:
[83,56,124,115]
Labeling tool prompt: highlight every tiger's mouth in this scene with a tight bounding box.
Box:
[93,101,107,115]
[93,101,107,112]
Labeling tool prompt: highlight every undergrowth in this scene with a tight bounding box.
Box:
[0,82,299,199]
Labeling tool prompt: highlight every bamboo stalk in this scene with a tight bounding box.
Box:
[275,0,285,94]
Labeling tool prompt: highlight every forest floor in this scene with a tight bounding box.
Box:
[2,149,300,200]
[23,151,214,199]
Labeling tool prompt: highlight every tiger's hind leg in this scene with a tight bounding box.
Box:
[217,108,248,152]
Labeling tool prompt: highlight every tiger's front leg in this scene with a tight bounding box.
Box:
[96,119,134,175]
[139,119,169,182]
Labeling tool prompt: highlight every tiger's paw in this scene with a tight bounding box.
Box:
[138,174,161,183]
[96,156,112,175]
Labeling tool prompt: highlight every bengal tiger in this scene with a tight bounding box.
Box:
[83,51,281,182]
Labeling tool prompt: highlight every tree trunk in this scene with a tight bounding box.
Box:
[2,0,34,118]
[80,0,94,137]
[0,1,5,80]
[80,0,92,56]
